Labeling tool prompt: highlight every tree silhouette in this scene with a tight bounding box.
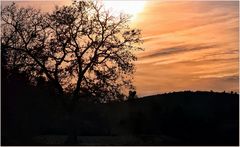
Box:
[1,1,143,104]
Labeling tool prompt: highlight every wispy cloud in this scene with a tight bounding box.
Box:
[133,1,239,96]
[139,44,219,59]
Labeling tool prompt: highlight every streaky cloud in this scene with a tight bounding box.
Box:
[139,44,219,59]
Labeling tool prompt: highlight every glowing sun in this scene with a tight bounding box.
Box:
[102,1,146,20]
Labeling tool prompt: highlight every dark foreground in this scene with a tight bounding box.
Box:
[2,90,239,146]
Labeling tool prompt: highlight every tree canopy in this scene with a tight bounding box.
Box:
[1,1,143,103]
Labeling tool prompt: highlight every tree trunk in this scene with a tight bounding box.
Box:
[64,95,79,145]
[64,76,82,145]
[64,111,78,145]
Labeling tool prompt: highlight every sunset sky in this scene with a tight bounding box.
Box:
[2,0,239,96]
[133,1,239,96]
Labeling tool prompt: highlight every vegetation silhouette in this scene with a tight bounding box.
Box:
[128,90,137,100]
[1,1,143,144]
[2,72,239,145]
[2,1,143,101]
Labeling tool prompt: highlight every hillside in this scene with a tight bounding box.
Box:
[98,91,239,145]
[2,90,239,145]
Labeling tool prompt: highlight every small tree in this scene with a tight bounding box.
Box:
[1,1,143,105]
[128,90,137,100]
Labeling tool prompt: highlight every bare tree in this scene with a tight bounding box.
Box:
[1,3,65,94]
[1,1,143,104]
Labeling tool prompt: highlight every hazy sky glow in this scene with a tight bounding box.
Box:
[133,1,239,96]
[2,0,239,96]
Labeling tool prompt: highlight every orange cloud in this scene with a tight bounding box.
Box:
[133,1,239,96]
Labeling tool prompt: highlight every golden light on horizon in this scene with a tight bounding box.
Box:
[102,0,146,20]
